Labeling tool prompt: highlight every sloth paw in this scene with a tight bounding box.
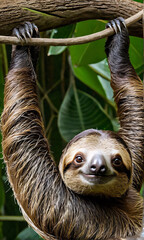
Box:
[12,22,40,69]
[12,22,39,42]
[105,17,129,60]
[106,17,127,33]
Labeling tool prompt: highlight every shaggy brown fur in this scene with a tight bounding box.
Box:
[1,20,144,240]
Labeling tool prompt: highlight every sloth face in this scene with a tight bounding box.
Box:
[59,130,132,197]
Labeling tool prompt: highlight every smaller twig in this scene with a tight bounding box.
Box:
[0,10,143,46]
[45,114,55,135]
[42,80,61,99]
[37,81,58,113]
[0,216,25,221]
[61,51,66,97]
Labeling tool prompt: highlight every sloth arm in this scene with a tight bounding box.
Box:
[105,26,144,192]
[1,41,76,239]
[1,28,100,240]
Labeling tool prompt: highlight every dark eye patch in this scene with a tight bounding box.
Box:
[63,157,84,174]
[111,156,131,180]
[63,163,72,173]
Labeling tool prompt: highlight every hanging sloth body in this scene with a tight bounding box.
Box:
[1,19,144,240]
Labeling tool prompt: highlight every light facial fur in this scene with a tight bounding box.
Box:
[59,131,132,197]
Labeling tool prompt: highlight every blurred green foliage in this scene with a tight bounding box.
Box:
[0,3,143,239]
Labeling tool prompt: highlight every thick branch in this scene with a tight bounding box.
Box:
[0,10,142,46]
[0,0,143,37]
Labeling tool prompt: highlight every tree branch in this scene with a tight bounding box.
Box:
[0,10,142,46]
[0,0,143,37]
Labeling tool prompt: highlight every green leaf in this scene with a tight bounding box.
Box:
[140,184,144,197]
[129,36,143,69]
[48,24,76,56]
[15,227,42,240]
[69,20,106,66]
[89,59,110,81]
[97,75,114,102]
[134,0,142,2]
[73,65,106,98]
[72,59,114,104]
[58,85,113,142]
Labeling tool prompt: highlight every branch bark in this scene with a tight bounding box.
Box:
[0,10,143,46]
[0,0,143,37]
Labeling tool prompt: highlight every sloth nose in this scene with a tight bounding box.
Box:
[90,157,107,175]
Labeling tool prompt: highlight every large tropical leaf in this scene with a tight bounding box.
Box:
[129,36,143,69]
[69,20,106,66]
[72,58,114,104]
[58,85,113,142]
[15,227,42,240]
[134,0,142,2]
[48,24,76,56]
[72,65,107,98]
[89,59,110,81]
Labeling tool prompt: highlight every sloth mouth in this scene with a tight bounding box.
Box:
[81,173,115,184]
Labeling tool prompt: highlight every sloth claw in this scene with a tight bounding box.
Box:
[115,19,122,32]
[117,17,127,28]
[106,17,127,33]
[106,22,113,30]
[111,20,118,33]
[12,28,23,41]
[12,22,39,42]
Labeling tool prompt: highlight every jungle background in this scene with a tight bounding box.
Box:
[0,0,143,239]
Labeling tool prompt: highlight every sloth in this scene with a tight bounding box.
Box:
[1,18,144,240]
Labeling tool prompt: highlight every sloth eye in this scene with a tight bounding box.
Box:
[112,155,122,167]
[74,155,84,164]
